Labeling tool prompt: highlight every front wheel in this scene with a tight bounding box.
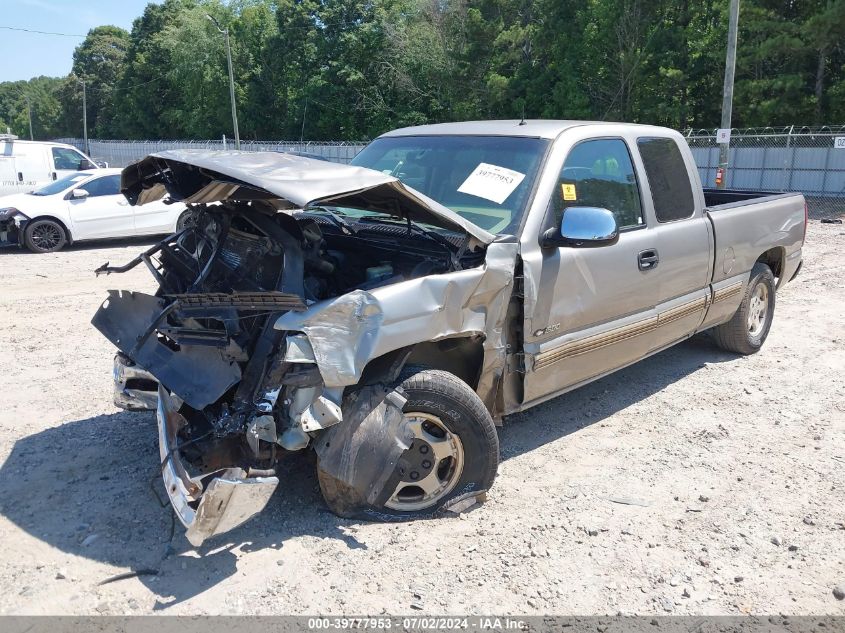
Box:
[318,369,499,520]
[712,262,776,355]
[24,218,67,253]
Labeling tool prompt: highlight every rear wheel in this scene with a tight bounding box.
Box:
[24,219,67,253]
[318,369,499,520]
[712,262,775,355]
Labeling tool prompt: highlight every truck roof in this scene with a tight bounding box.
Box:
[379,119,654,140]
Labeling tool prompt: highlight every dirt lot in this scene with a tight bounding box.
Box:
[0,221,843,616]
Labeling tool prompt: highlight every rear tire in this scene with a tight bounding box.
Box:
[24,218,67,253]
[318,369,499,520]
[712,262,775,355]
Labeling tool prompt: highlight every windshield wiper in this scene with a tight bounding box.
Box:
[306,206,357,235]
[357,215,459,256]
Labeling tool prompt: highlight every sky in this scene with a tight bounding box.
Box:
[0,0,159,82]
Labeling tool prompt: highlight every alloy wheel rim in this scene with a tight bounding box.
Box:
[31,223,62,251]
[385,412,464,512]
[747,283,769,337]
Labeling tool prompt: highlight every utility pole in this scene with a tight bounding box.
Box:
[207,14,240,149]
[25,95,33,140]
[73,75,89,155]
[81,78,88,156]
[718,0,740,189]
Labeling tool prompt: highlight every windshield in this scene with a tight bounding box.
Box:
[30,173,89,196]
[350,135,549,234]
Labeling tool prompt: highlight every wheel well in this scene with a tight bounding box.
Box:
[358,336,486,390]
[756,247,784,282]
[27,215,73,244]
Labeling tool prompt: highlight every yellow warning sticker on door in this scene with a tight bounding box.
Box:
[562,183,577,201]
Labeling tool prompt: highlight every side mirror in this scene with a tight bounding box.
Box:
[78,158,96,171]
[71,188,89,199]
[541,206,619,249]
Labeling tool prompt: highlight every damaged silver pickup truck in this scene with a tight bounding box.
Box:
[93,121,806,545]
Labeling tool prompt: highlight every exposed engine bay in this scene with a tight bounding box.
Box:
[90,149,515,545]
[93,198,481,544]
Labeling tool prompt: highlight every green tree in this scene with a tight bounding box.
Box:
[112,0,198,138]
[0,77,65,139]
[58,25,130,137]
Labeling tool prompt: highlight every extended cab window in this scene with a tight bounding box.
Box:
[637,137,695,222]
[52,147,85,171]
[82,175,121,197]
[554,139,643,229]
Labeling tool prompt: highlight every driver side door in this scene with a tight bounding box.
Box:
[51,146,90,180]
[67,175,135,240]
[521,137,661,405]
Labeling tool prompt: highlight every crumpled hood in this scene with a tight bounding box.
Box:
[121,150,494,244]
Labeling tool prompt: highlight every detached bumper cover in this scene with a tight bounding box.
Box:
[157,386,279,546]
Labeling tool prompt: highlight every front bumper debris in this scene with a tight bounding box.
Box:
[157,386,279,546]
[113,353,158,411]
[0,218,22,247]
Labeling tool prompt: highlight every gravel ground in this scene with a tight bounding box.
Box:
[0,222,843,616]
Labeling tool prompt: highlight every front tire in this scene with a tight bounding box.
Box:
[24,219,67,253]
[712,262,776,355]
[318,369,499,520]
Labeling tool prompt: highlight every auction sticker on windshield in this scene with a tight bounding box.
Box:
[458,163,525,204]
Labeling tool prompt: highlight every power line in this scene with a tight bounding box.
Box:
[0,17,374,40]
[0,25,86,37]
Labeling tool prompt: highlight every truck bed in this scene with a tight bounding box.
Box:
[703,188,797,209]
[703,188,805,286]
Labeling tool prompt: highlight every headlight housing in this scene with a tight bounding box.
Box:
[0,207,21,220]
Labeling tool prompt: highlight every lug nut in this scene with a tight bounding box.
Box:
[422,460,432,469]
[410,471,420,480]
[419,445,429,454]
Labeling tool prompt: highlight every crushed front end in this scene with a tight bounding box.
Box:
[92,150,494,544]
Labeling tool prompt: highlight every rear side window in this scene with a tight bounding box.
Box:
[636,137,695,222]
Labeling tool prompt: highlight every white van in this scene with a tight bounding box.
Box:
[0,135,101,197]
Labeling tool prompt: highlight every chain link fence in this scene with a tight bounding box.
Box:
[54,138,368,169]
[684,126,845,220]
[57,127,845,220]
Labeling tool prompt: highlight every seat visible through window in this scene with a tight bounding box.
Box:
[553,139,644,229]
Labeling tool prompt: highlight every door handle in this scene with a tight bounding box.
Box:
[638,249,659,271]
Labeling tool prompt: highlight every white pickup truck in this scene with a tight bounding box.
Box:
[93,121,806,544]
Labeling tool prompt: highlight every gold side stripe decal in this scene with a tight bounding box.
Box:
[534,296,708,371]
[535,317,658,369]
[713,281,743,303]
[658,296,707,325]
